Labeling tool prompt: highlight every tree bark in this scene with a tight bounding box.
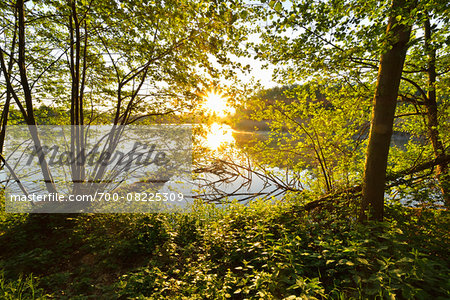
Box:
[0,20,17,153]
[69,0,86,193]
[16,0,57,193]
[360,0,414,222]
[424,16,449,206]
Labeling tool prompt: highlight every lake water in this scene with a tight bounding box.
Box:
[189,123,312,203]
[1,123,440,211]
[187,123,442,207]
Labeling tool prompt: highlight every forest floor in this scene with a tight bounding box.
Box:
[1,194,449,299]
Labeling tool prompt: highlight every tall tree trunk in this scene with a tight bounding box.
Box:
[0,20,17,153]
[360,0,414,222]
[424,16,449,206]
[16,0,57,193]
[69,0,88,195]
[69,0,81,192]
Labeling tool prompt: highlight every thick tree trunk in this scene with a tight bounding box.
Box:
[424,17,449,206]
[360,0,413,222]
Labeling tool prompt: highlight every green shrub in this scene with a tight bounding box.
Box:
[0,270,50,300]
[1,195,449,299]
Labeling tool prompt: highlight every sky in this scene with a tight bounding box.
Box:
[235,55,278,89]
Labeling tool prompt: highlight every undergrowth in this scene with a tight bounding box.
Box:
[0,195,449,299]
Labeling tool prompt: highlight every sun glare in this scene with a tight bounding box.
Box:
[202,90,235,117]
[205,123,235,150]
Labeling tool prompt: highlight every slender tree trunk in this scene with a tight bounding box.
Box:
[16,0,57,194]
[0,92,11,153]
[424,17,449,206]
[69,0,87,195]
[360,0,414,222]
[0,22,17,153]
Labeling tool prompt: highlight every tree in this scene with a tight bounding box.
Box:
[0,0,252,211]
[361,0,415,221]
[246,0,448,217]
[242,82,369,194]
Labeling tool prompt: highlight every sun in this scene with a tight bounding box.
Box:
[202,90,235,117]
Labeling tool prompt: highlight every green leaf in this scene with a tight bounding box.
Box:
[356,258,370,265]
[274,2,283,13]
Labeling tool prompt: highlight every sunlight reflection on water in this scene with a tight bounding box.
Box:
[203,123,236,150]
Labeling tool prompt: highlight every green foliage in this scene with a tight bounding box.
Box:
[0,0,449,298]
[1,196,449,299]
[0,270,49,300]
[0,0,253,125]
[245,81,371,193]
[243,0,449,201]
